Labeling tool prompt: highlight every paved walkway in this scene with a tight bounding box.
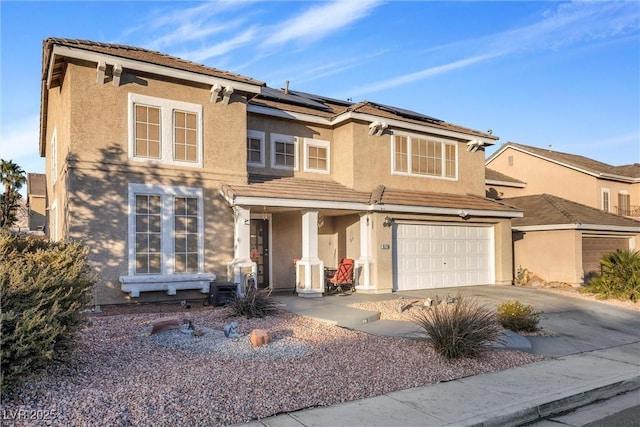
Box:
[236,286,640,426]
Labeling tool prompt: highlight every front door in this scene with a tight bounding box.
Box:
[250,219,270,289]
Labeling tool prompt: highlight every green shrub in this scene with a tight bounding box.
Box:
[496,300,542,332]
[411,296,502,360]
[0,231,96,394]
[581,249,640,301]
[227,286,279,319]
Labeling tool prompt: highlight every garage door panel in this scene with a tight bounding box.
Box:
[582,237,629,275]
[395,224,493,290]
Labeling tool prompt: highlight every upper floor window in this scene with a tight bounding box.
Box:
[303,138,330,173]
[601,188,610,212]
[392,134,457,179]
[128,93,203,167]
[247,130,265,167]
[271,133,298,170]
[618,191,630,216]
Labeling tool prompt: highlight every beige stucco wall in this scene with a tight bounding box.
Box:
[247,114,488,196]
[28,195,47,231]
[44,60,253,304]
[513,229,583,284]
[487,147,638,212]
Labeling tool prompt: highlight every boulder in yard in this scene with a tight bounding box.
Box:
[250,329,272,347]
[150,316,182,335]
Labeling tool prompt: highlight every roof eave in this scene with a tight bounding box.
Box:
[48,44,264,93]
[513,224,640,232]
[485,179,526,188]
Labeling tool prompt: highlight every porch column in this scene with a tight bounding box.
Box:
[355,213,374,291]
[227,206,257,295]
[296,209,324,297]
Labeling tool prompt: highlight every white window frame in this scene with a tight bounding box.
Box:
[303,138,330,174]
[126,183,205,276]
[390,133,458,180]
[601,188,610,212]
[128,93,203,167]
[247,130,265,168]
[270,133,298,170]
[50,200,58,242]
[51,127,57,184]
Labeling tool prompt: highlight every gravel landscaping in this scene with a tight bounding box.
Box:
[2,305,542,427]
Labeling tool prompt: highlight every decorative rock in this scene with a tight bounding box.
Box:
[150,316,182,335]
[224,322,242,338]
[250,329,272,347]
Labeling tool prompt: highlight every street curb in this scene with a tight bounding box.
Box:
[466,376,640,427]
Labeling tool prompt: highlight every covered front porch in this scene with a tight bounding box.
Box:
[220,175,522,298]
[225,205,383,298]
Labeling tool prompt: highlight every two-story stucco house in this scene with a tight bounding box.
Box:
[485,142,640,284]
[40,38,520,305]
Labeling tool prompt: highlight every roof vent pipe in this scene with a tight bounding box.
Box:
[284,80,289,94]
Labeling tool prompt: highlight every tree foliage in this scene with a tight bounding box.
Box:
[0,231,96,394]
[0,159,27,229]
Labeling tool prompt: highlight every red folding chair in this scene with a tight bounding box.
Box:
[326,258,355,295]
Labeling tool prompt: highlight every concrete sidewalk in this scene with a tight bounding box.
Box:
[236,287,640,426]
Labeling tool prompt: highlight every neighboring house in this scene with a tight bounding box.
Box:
[7,199,29,232]
[485,142,640,285]
[506,194,639,284]
[40,38,520,305]
[486,142,640,216]
[27,173,47,231]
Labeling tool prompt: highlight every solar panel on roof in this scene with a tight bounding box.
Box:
[373,103,442,123]
[288,90,354,107]
[258,87,332,111]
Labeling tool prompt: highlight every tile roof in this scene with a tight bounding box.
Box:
[485,168,525,184]
[504,194,640,229]
[222,175,372,204]
[27,173,46,197]
[250,88,496,140]
[222,175,519,213]
[42,38,494,141]
[499,142,640,179]
[43,38,265,86]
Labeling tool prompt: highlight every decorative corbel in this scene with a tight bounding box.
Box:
[96,61,106,84]
[222,86,234,105]
[368,121,388,136]
[112,64,123,87]
[210,83,223,103]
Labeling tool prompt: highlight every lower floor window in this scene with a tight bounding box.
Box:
[128,184,204,276]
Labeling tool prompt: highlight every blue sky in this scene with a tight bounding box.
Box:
[1,0,639,178]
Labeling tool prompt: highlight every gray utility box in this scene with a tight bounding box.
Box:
[209,281,237,307]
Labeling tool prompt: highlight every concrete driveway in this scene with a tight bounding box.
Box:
[276,285,640,357]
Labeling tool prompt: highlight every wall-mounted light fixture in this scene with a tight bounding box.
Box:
[383,216,394,227]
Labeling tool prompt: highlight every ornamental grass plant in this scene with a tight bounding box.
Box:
[227,286,280,319]
[412,295,502,360]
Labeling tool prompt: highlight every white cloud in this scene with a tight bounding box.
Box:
[261,0,382,47]
[349,53,500,97]
[174,27,258,62]
[349,1,639,97]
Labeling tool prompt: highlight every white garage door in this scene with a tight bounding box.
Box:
[394,223,494,290]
